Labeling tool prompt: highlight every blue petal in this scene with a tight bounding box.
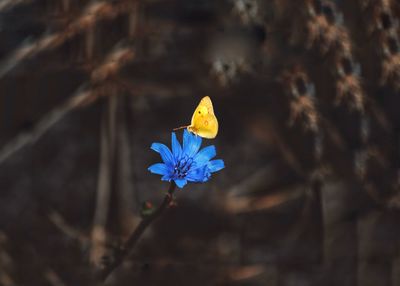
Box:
[171,132,182,159]
[208,159,225,173]
[183,129,202,158]
[186,167,208,182]
[174,179,187,188]
[151,143,175,166]
[193,145,216,167]
[161,174,172,181]
[148,163,169,175]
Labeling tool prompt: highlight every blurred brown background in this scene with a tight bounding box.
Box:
[1,0,400,285]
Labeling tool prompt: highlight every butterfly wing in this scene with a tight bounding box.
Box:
[193,113,218,139]
[200,96,215,114]
[189,96,218,139]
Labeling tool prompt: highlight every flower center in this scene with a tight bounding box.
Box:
[173,155,194,178]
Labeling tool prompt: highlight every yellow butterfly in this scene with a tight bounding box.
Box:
[174,96,219,139]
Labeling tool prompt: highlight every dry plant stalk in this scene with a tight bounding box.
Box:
[381,53,400,87]
[281,68,319,132]
[360,0,400,89]
[335,73,364,111]
[306,15,345,53]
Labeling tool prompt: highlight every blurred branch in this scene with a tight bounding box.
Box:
[0,232,15,286]
[225,182,305,214]
[0,273,15,286]
[227,166,278,197]
[0,44,134,165]
[44,268,66,286]
[0,0,32,12]
[282,176,324,260]
[48,211,89,245]
[0,0,134,78]
[90,94,118,265]
[96,182,176,282]
[115,95,138,234]
[0,88,87,164]
[226,264,267,282]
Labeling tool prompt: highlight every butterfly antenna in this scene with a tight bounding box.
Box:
[173,125,188,131]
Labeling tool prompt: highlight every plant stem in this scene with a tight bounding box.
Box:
[97,182,176,282]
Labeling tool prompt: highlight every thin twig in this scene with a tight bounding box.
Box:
[97,182,176,282]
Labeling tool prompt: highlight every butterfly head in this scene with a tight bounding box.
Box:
[187,125,198,134]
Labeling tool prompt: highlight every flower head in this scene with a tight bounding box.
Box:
[148,130,225,188]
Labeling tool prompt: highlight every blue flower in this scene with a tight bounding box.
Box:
[148,130,225,188]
